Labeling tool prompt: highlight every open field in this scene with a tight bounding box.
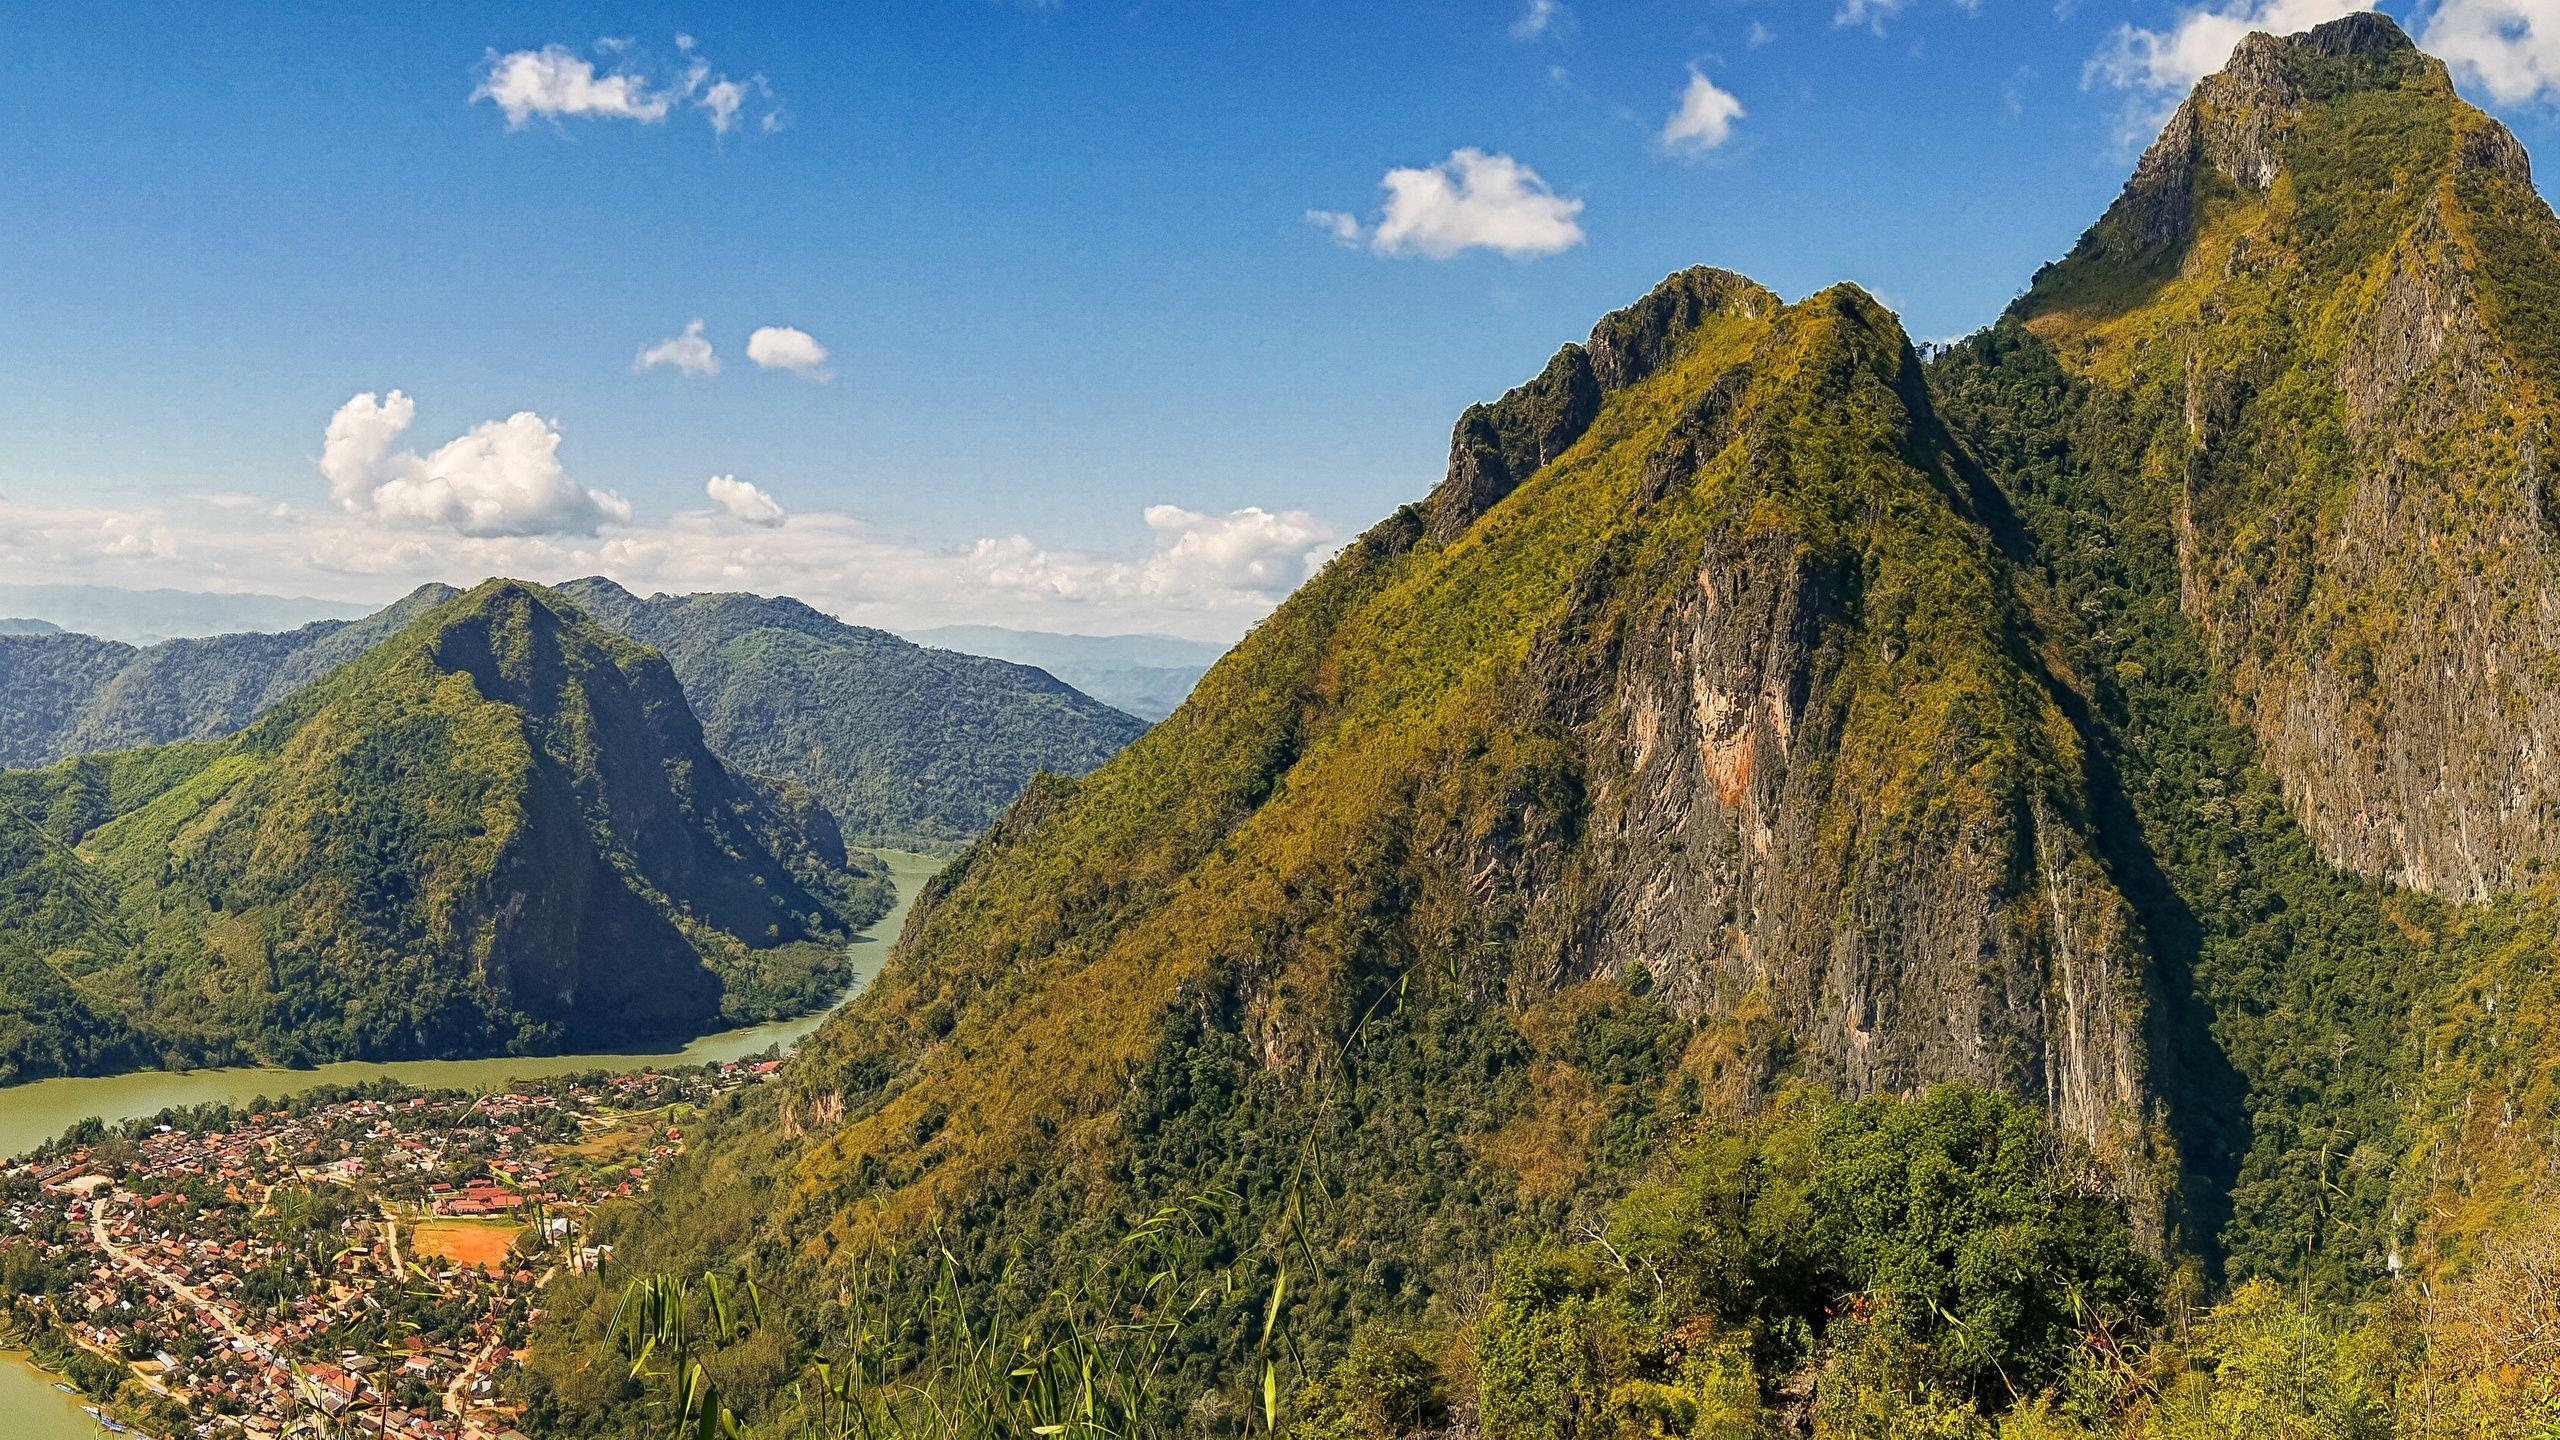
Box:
[410,1218,523,1273]
[558,1117,658,1163]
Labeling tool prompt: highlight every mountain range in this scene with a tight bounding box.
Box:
[0,582,372,644]
[0,580,892,1082]
[557,580,1148,847]
[902,624,1229,720]
[0,586,463,769]
[0,579,1148,850]
[513,19,2560,1436]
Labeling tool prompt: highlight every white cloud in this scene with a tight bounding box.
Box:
[1660,71,1746,154]
[701,79,747,134]
[473,38,780,135]
[320,391,631,538]
[1510,0,1572,40]
[1747,21,1777,47]
[1339,149,1584,261]
[474,45,673,126]
[2425,0,2560,106]
[635,319,719,377]
[1134,505,1338,601]
[2088,0,2373,96]
[747,326,832,379]
[706,475,786,527]
[0,487,1339,643]
[0,499,175,571]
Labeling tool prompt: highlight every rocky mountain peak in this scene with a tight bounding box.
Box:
[2004,12,2560,905]
[1423,267,1777,542]
[2295,9,2416,60]
[2087,13,2442,258]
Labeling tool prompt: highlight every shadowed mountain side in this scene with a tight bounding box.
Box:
[0,580,891,1083]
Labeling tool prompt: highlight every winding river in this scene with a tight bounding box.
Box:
[0,848,942,1436]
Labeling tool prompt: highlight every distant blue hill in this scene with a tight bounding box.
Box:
[0,583,370,644]
[903,624,1229,720]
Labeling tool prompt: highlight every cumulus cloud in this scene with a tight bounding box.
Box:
[635,319,719,376]
[747,325,831,379]
[1319,149,1585,261]
[1661,71,1746,154]
[2088,0,2373,96]
[321,391,631,538]
[1134,505,1338,601]
[2425,0,2560,106]
[706,475,786,526]
[473,38,780,135]
[474,45,672,126]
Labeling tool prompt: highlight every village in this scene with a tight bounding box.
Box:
[0,1059,786,1439]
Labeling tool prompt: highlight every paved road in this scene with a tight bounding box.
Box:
[88,1196,265,1356]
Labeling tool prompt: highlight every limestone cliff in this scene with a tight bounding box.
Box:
[2021,13,2560,901]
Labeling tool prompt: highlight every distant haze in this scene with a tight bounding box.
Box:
[0,584,371,645]
[0,580,1226,724]
[905,625,1229,722]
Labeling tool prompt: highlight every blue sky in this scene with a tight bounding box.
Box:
[1,0,2554,638]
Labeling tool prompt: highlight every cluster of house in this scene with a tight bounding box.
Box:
[0,1060,778,1438]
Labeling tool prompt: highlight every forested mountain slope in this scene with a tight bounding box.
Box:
[556,579,1148,847]
[0,580,1146,850]
[527,269,2186,1425]
[776,270,2165,1232]
[0,799,141,1080]
[519,17,2560,1438]
[0,584,460,769]
[1934,13,2560,1287]
[0,580,890,1082]
[2010,12,2559,903]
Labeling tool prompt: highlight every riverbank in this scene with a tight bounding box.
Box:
[0,849,941,1435]
[0,850,939,1160]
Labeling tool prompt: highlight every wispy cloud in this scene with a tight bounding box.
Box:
[635,319,719,377]
[1510,0,1573,41]
[1834,0,1911,32]
[0,491,1338,641]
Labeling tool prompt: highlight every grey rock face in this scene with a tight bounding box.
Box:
[2191,200,2560,901]
[2033,12,2560,903]
[1433,295,2165,1222]
[1571,498,2153,1199]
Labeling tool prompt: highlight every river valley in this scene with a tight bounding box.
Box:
[0,849,941,1436]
